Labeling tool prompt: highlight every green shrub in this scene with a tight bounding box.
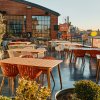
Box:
[0,96,11,100]
[15,78,50,100]
[74,80,100,100]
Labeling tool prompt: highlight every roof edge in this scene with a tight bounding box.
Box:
[11,0,60,16]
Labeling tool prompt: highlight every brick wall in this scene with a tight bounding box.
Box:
[0,0,58,39]
[50,14,58,39]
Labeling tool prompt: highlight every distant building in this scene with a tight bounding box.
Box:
[59,23,71,39]
[0,0,60,39]
[59,23,69,33]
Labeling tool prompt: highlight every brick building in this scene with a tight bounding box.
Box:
[0,0,60,39]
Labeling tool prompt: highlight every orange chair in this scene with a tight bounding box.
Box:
[18,55,42,80]
[42,56,55,86]
[19,54,42,80]
[88,50,100,58]
[87,50,100,71]
[73,49,86,65]
[0,63,19,96]
[20,54,34,58]
[17,65,42,80]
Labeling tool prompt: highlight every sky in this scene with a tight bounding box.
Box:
[28,0,100,30]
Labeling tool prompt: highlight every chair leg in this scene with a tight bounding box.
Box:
[96,60,99,77]
[81,58,85,71]
[36,76,41,84]
[50,72,55,86]
[8,78,11,88]
[42,74,45,86]
[74,57,77,65]
[89,57,92,74]
[11,77,14,96]
[0,76,5,94]
[66,51,69,59]
[69,51,73,63]
[96,62,100,84]
[82,57,85,65]
[8,77,12,95]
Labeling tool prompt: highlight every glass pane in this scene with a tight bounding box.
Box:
[47,16,50,20]
[32,16,50,38]
[7,15,26,37]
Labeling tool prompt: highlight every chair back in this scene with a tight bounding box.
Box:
[42,56,55,72]
[21,51,33,56]
[55,45,64,52]
[20,54,34,58]
[51,42,57,47]
[8,50,14,57]
[42,56,55,60]
[8,50,21,57]
[18,65,42,80]
[59,45,65,51]
[73,49,86,57]
[88,50,100,58]
[1,63,19,77]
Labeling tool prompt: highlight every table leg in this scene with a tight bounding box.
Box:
[70,50,73,63]
[58,64,62,89]
[45,51,47,56]
[96,60,99,78]
[47,68,51,90]
[96,61,100,84]
[37,53,38,58]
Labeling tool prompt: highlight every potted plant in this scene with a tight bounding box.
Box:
[55,80,100,100]
[74,80,100,100]
[0,78,50,100]
[15,78,50,100]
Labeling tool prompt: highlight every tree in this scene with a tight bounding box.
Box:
[0,13,6,38]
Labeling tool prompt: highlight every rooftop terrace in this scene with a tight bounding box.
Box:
[0,49,98,100]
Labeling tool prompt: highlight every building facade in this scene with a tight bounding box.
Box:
[0,0,60,39]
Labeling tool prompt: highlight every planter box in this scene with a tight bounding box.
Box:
[55,88,74,100]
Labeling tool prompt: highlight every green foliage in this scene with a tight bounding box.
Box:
[74,80,100,100]
[15,78,50,100]
[0,95,11,100]
[0,13,6,35]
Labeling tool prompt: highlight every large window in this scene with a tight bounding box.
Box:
[7,16,26,37]
[32,16,50,38]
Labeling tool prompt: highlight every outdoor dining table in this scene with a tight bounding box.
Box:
[9,41,31,45]
[8,48,47,58]
[68,47,100,63]
[69,47,100,51]
[57,42,82,46]
[0,57,63,90]
[49,40,70,43]
[8,44,36,49]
